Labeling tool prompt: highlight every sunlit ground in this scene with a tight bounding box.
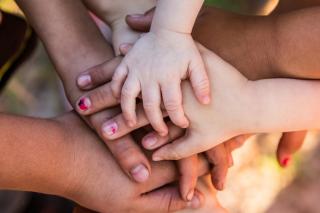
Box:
[1,0,320,213]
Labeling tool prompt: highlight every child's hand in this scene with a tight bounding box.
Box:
[83,0,156,55]
[111,31,210,136]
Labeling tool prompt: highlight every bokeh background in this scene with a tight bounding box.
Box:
[1,0,320,212]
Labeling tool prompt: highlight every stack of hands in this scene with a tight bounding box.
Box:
[3,0,319,212]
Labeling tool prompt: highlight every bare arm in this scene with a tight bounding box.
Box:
[0,113,72,195]
[193,6,320,80]
[16,0,113,104]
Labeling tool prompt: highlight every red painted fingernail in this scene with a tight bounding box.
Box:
[78,97,91,111]
[102,121,118,136]
[281,156,291,167]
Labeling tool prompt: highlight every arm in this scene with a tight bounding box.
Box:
[151,0,204,34]
[152,45,320,160]
[15,0,113,104]
[193,6,320,80]
[0,113,72,195]
[82,0,156,54]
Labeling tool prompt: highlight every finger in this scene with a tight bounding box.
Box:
[121,74,141,127]
[89,111,151,183]
[77,57,122,90]
[153,132,207,161]
[125,7,155,32]
[277,131,306,167]
[206,144,229,191]
[100,103,168,140]
[76,83,119,115]
[189,53,211,105]
[111,63,129,99]
[225,134,252,152]
[142,84,168,136]
[178,155,198,201]
[142,122,184,150]
[139,186,204,212]
[119,43,133,55]
[161,83,189,128]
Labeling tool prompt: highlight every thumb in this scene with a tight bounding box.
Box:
[126,7,155,32]
[153,133,208,160]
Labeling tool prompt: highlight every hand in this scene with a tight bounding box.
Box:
[73,175,228,213]
[111,29,210,135]
[82,0,155,55]
[55,112,206,212]
[75,45,307,191]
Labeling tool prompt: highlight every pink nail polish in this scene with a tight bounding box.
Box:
[282,156,291,167]
[102,121,118,136]
[77,75,91,88]
[78,97,91,111]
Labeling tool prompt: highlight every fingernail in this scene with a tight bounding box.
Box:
[187,189,194,201]
[187,194,200,209]
[78,97,91,111]
[281,156,291,167]
[77,75,91,88]
[102,121,118,136]
[218,181,225,191]
[129,14,143,18]
[202,95,211,105]
[130,164,150,183]
[143,134,158,149]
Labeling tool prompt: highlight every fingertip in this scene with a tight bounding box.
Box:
[200,94,211,105]
[76,97,92,114]
[142,133,158,150]
[280,155,291,168]
[187,190,203,209]
[77,74,92,89]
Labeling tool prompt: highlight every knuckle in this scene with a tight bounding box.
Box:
[89,88,109,106]
[143,101,157,112]
[196,78,210,94]
[169,149,183,160]
[164,100,181,113]
[113,144,139,166]
[121,86,134,99]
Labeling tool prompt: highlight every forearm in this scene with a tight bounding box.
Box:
[16,0,114,103]
[193,6,320,80]
[152,0,204,33]
[248,79,320,133]
[0,113,72,196]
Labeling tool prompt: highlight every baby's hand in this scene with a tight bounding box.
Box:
[111,30,210,136]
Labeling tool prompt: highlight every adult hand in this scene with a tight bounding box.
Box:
[55,112,207,212]
[73,175,227,213]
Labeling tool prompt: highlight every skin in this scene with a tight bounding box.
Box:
[108,0,210,137]
[76,2,320,190]
[0,111,210,212]
[15,0,223,212]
